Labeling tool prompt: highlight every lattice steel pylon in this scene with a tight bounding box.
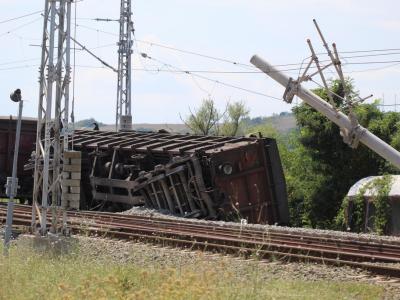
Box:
[116,0,134,131]
[32,0,72,235]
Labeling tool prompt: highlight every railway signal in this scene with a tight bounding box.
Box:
[3,89,23,254]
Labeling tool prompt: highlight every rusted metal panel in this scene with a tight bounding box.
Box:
[209,142,275,223]
[4,119,288,224]
[0,116,36,199]
[69,130,288,224]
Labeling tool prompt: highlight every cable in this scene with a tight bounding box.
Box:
[0,16,43,38]
[0,64,38,71]
[345,60,400,65]
[341,51,400,59]
[344,62,400,74]
[338,48,400,54]
[0,58,39,66]
[74,23,118,37]
[0,10,42,25]
[139,53,283,101]
[75,23,303,69]
[0,59,398,77]
[75,22,400,71]
[134,38,257,70]
[71,37,118,72]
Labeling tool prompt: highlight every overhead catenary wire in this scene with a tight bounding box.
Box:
[0,58,39,66]
[0,10,43,25]
[74,22,400,71]
[0,16,43,38]
[70,37,118,72]
[139,52,283,101]
[1,61,399,76]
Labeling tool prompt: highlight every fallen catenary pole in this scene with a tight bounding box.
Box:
[250,55,400,169]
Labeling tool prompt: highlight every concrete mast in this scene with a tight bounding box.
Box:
[250,55,400,169]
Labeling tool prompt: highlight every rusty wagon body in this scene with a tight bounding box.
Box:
[1,116,289,225]
[0,116,36,200]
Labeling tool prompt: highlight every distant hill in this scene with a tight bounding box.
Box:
[243,112,296,133]
[75,113,296,134]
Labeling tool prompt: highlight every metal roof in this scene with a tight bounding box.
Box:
[347,175,400,198]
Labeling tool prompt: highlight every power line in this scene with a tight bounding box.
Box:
[340,51,400,59]
[345,60,400,65]
[74,22,400,71]
[344,62,400,74]
[0,58,39,66]
[74,23,118,37]
[139,53,283,101]
[339,48,400,54]
[0,64,38,71]
[0,10,42,25]
[2,61,398,77]
[71,37,117,72]
[0,16,43,38]
[134,38,257,69]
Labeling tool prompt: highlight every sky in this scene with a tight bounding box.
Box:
[0,0,399,124]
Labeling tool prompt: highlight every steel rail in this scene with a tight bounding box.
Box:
[1,204,399,277]
[3,204,400,257]
[2,204,400,259]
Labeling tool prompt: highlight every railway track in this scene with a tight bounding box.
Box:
[1,204,400,277]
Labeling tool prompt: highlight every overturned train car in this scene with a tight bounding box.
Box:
[72,130,289,224]
[3,115,289,225]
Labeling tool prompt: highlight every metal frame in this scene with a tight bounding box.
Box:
[32,0,72,234]
[116,0,134,131]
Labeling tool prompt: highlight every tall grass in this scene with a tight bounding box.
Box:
[0,238,387,300]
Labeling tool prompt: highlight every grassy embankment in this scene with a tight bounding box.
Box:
[0,237,388,300]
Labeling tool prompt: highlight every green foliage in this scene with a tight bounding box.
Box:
[287,79,400,228]
[183,97,221,135]
[373,176,393,234]
[183,98,249,136]
[220,101,250,136]
[339,175,393,235]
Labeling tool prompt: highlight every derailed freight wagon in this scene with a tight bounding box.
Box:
[72,130,289,224]
[0,116,36,200]
[4,114,289,225]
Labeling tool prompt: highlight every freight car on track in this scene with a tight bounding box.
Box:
[2,116,289,225]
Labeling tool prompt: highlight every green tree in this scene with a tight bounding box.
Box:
[291,79,400,228]
[220,101,249,136]
[183,99,250,136]
[182,98,221,135]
